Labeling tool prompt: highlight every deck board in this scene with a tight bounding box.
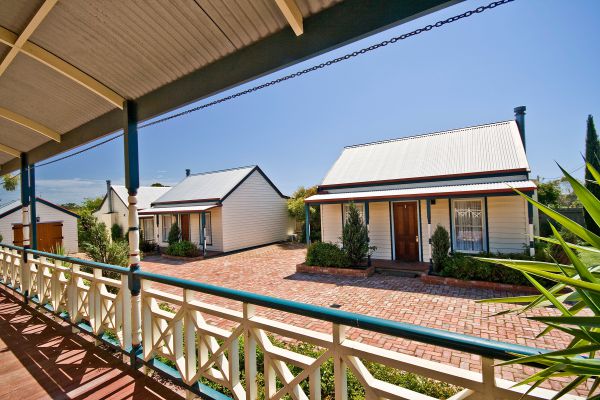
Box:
[0,289,180,400]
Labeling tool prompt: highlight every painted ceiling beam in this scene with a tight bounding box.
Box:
[0,26,125,109]
[0,143,21,158]
[275,0,304,36]
[0,107,61,142]
[0,0,57,76]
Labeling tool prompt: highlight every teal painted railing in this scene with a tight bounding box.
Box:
[0,244,576,398]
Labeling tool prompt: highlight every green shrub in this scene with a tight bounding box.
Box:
[111,223,123,241]
[341,202,375,265]
[440,252,553,288]
[431,225,450,273]
[166,241,200,257]
[167,223,180,245]
[306,242,350,268]
[140,240,156,253]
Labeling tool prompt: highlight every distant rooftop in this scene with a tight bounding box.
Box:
[321,120,529,187]
[111,185,171,210]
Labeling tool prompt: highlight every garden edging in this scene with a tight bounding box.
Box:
[420,274,539,293]
[296,263,374,278]
[161,254,205,262]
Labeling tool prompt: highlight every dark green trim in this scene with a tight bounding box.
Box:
[36,198,81,219]
[0,198,80,220]
[305,203,310,245]
[124,101,140,194]
[318,171,530,192]
[29,165,37,250]
[426,199,431,224]
[448,199,454,253]
[20,154,29,207]
[220,166,287,202]
[388,202,394,260]
[0,0,461,174]
[484,197,490,253]
[418,200,423,261]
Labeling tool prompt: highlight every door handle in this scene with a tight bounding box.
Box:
[416,235,419,243]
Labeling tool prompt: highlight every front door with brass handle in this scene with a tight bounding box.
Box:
[393,202,419,262]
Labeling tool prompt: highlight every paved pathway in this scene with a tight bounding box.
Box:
[0,290,179,400]
[141,243,580,394]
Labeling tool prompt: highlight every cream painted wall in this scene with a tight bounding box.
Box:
[320,203,343,245]
[220,170,290,252]
[0,202,78,253]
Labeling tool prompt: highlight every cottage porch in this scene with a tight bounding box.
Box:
[0,0,580,398]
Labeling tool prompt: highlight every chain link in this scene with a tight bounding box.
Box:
[36,0,514,169]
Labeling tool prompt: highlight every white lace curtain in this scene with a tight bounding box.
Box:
[453,199,484,252]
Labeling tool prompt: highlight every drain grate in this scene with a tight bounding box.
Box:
[329,303,341,309]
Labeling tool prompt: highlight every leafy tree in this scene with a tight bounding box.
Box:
[168,223,181,245]
[431,225,450,273]
[151,182,166,187]
[536,180,561,208]
[287,186,321,242]
[341,202,373,265]
[584,114,600,234]
[2,174,18,191]
[80,217,128,266]
[60,202,79,212]
[81,196,103,213]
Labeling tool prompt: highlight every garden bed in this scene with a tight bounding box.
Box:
[161,253,205,262]
[296,263,375,278]
[421,274,540,293]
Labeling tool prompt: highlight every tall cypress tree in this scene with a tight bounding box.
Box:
[584,115,600,234]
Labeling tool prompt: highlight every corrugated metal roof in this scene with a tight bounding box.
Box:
[321,121,530,187]
[152,166,256,205]
[111,185,172,210]
[0,199,20,216]
[306,180,537,203]
[139,204,219,215]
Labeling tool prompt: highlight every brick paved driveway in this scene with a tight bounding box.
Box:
[141,243,575,393]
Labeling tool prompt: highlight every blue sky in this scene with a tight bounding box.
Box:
[2,0,599,204]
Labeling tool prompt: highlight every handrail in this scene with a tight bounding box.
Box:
[2,243,547,362]
[1,243,130,274]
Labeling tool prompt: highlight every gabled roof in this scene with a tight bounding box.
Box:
[0,198,80,219]
[152,166,286,206]
[321,120,530,188]
[111,185,171,210]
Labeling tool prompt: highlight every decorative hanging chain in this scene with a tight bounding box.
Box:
[35,0,514,169]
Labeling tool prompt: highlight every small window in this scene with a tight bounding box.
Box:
[140,218,154,242]
[342,203,365,226]
[453,199,485,253]
[203,212,213,246]
[161,215,174,242]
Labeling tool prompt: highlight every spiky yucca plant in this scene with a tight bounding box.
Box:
[477,162,600,399]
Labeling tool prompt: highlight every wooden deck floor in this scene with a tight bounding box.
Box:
[0,289,180,400]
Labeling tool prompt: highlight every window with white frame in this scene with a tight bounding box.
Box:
[203,212,213,246]
[342,203,365,226]
[453,199,485,252]
[161,214,174,242]
[140,218,154,242]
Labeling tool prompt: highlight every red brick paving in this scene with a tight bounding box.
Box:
[0,290,179,400]
[141,243,587,395]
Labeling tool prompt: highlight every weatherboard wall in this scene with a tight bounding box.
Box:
[220,170,290,252]
[0,201,78,253]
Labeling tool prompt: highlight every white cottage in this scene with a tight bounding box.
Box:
[141,165,291,254]
[306,107,538,264]
[94,182,171,241]
[0,197,79,253]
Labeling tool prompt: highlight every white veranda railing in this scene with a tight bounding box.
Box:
[0,245,583,400]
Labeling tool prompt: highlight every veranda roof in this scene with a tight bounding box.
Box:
[139,204,220,215]
[0,0,460,173]
[305,180,537,203]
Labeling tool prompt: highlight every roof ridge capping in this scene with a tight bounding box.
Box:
[344,120,514,149]
[188,165,257,177]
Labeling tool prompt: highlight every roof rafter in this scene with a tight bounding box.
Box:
[275,0,303,36]
[0,2,124,109]
[0,143,21,158]
[0,107,61,142]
